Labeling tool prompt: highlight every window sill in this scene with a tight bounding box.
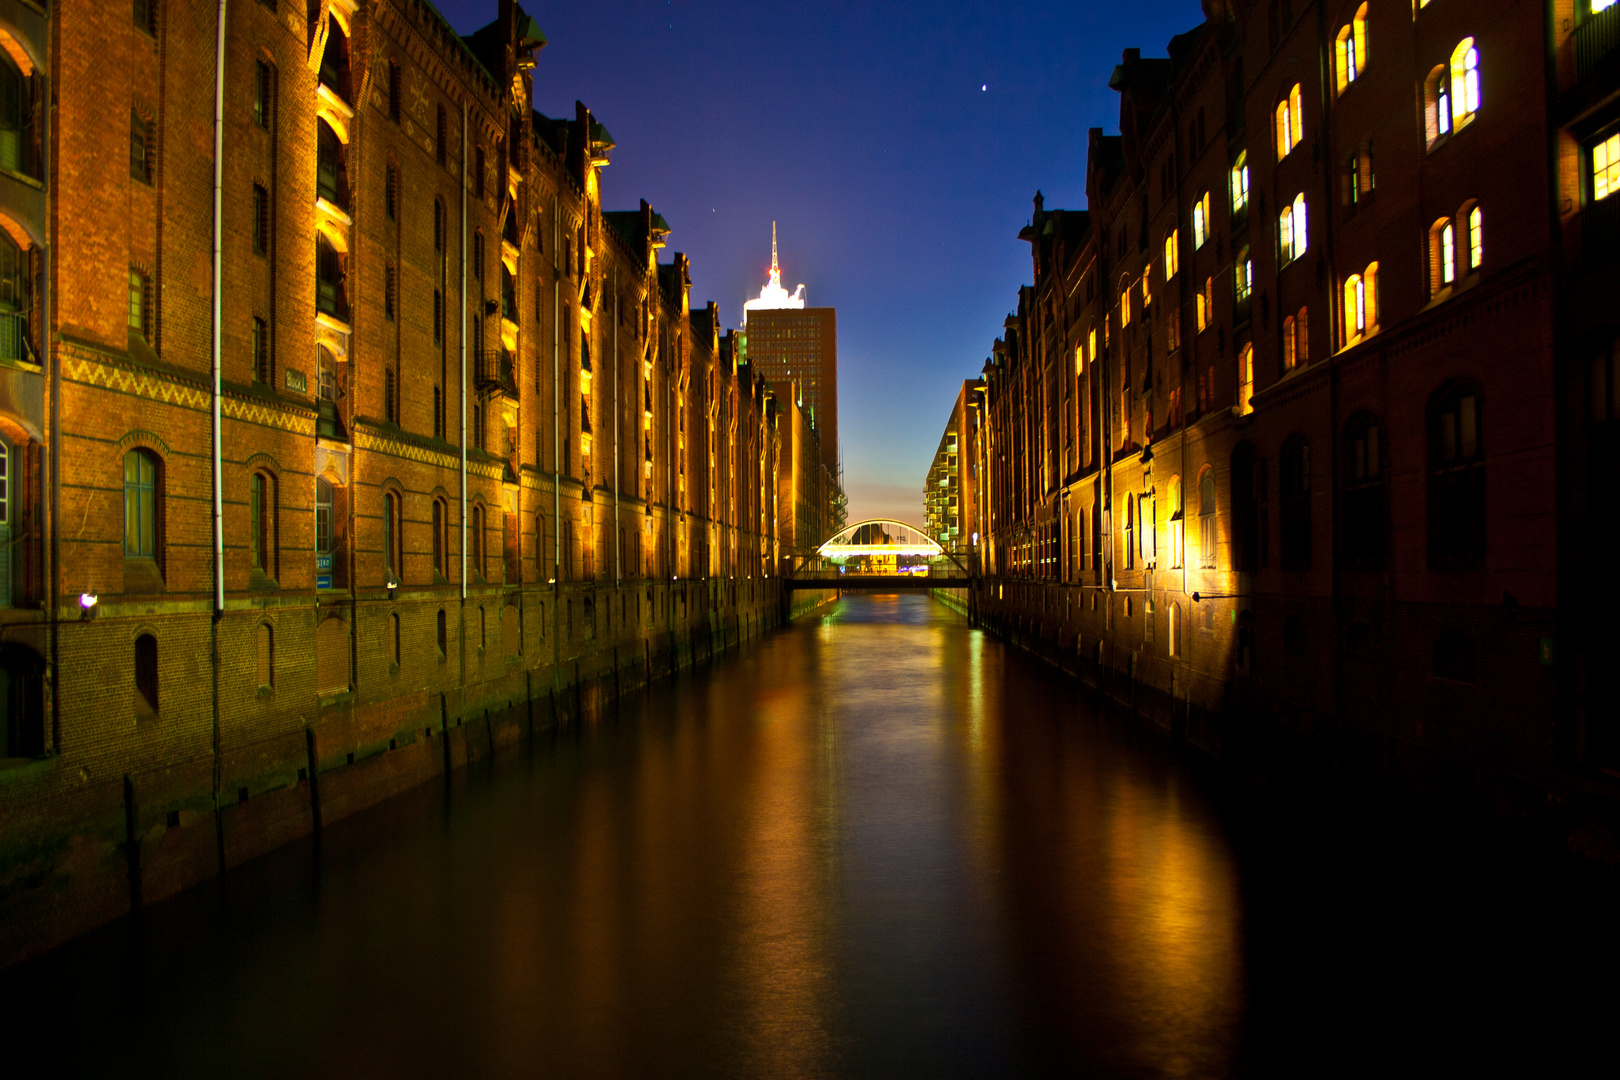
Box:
[316,83,355,120]
[0,166,43,191]
[0,355,43,375]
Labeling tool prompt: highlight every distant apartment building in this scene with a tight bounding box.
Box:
[923,380,983,555]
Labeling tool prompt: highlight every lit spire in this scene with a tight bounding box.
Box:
[745,221,806,320]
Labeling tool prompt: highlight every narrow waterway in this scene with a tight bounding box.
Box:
[6,594,1615,1077]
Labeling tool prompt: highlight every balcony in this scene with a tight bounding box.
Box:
[475,349,517,399]
[1584,193,1620,267]
[1577,5,1620,83]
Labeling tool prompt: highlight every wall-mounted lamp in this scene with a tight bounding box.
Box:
[386,579,399,599]
[79,591,98,620]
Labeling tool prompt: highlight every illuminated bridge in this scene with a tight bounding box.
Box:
[784,518,971,591]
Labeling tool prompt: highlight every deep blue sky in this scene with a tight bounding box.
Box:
[435,0,1200,524]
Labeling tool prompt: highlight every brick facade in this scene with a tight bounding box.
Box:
[0,0,839,967]
[956,0,1618,856]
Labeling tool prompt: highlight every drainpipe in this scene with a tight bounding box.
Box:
[553,198,560,663]
[613,266,620,585]
[459,101,468,603]
[210,0,226,616]
[210,0,228,869]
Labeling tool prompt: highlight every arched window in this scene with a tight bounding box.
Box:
[249,470,275,577]
[1430,218,1456,293]
[318,17,351,102]
[382,490,401,583]
[316,119,347,209]
[1280,437,1311,571]
[1433,628,1478,683]
[1275,83,1303,160]
[1192,191,1210,248]
[1238,343,1255,415]
[315,477,334,558]
[1428,381,1486,568]
[255,622,273,688]
[471,503,485,579]
[431,498,446,577]
[1168,602,1181,658]
[123,449,160,559]
[1425,66,1451,145]
[1283,314,1297,370]
[1465,204,1482,271]
[134,633,159,717]
[1344,263,1378,339]
[1335,4,1368,93]
[1123,494,1135,570]
[436,608,448,655]
[1449,39,1479,129]
[1279,193,1307,265]
[1199,467,1218,569]
[1230,151,1250,215]
[1342,414,1385,570]
[1168,475,1184,569]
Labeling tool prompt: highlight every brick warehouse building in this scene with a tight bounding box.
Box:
[953,0,1620,856]
[0,0,839,966]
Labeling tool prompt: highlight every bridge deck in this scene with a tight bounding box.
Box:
[785,576,970,590]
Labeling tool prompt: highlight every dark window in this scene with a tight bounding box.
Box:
[1,646,45,758]
[130,111,150,182]
[385,163,398,220]
[252,315,270,384]
[387,61,401,123]
[432,499,445,575]
[433,386,443,439]
[436,104,447,166]
[1433,628,1478,683]
[250,471,273,572]
[128,269,151,342]
[318,19,351,102]
[123,450,159,558]
[254,61,272,129]
[475,147,485,199]
[252,183,269,255]
[384,260,396,321]
[1231,443,1260,573]
[315,477,334,556]
[316,120,346,208]
[436,608,447,655]
[134,633,159,715]
[315,235,346,319]
[384,367,397,424]
[472,231,483,281]
[134,0,157,34]
[1341,415,1385,570]
[433,289,443,344]
[389,613,401,665]
[502,265,517,321]
[1427,382,1486,569]
[1198,467,1217,569]
[383,492,400,578]
[1280,438,1311,570]
[0,52,38,179]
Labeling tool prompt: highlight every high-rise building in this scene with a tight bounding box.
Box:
[743,225,839,479]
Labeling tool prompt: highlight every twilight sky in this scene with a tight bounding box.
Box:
[435,0,1200,526]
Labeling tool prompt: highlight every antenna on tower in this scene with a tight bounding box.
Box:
[771,221,780,278]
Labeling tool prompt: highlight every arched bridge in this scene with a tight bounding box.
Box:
[784,518,971,591]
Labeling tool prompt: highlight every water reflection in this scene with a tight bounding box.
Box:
[4,594,1616,1077]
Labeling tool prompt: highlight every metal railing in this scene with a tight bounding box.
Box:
[0,311,35,364]
[474,349,517,398]
[1577,5,1620,83]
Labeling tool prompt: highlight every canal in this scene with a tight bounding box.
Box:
[5,594,1615,1077]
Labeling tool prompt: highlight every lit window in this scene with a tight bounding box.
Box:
[1594,133,1620,201]
[1468,205,1482,269]
[1230,151,1250,213]
[1450,39,1480,128]
[1278,194,1308,266]
[1193,191,1211,248]
[1164,229,1179,279]
[1596,0,1618,11]
[1275,84,1304,159]
[1238,344,1255,415]
[1346,274,1365,335]
[1441,221,1456,286]
[1197,276,1213,332]
[1283,314,1297,370]
[1296,307,1309,364]
[1335,4,1368,93]
[1235,251,1252,302]
[123,450,159,558]
[1121,279,1132,327]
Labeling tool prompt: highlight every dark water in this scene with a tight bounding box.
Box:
[6,595,1616,1077]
